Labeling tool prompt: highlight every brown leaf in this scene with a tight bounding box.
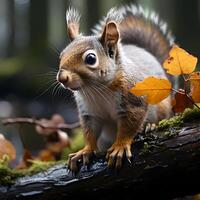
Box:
[37,149,55,161]
[172,89,193,113]
[47,130,70,153]
[16,149,33,169]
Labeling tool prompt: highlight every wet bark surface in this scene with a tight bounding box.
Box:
[0,121,200,200]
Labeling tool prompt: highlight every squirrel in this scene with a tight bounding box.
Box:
[56,5,175,171]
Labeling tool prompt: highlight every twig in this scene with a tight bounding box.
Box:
[172,88,185,94]
[1,118,80,130]
[185,94,200,110]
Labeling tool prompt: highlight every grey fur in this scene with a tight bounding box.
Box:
[92,4,174,46]
[105,7,123,24]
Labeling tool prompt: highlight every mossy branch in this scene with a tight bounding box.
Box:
[0,115,200,199]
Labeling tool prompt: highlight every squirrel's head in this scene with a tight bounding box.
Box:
[57,8,122,91]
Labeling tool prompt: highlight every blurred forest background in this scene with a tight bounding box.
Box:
[0,0,200,160]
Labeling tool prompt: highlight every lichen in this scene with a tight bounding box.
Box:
[139,142,154,155]
[158,106,200,130]
[142,142,150,154]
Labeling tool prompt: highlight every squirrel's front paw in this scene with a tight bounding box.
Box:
[68,146,94,172]
[106,139,133,169]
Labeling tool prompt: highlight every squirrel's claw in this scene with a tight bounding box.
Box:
[106,143,132,169]
[68,147,93,172]
[144,123,157,133]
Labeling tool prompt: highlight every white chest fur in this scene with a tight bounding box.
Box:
[74,88,119,120]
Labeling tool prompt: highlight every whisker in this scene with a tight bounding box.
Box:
[33,80,58,100]
[48,44,61,56]
[86,86,98,108]
[56,84,65,98]
[81,87,92,105]
[32,74,57,79]
[57,85,63,97]
[51,82,60,101]
[89,84,111,106]
[87,79,114,100]
[46,66,59,73]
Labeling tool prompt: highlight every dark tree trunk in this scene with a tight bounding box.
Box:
[0,120,200,200]
[6,0,15,57]
[173,0,200,59]
[29,0,48,56]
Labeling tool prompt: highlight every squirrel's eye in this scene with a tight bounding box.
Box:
[82,50,99,68]
[85,53,96,65]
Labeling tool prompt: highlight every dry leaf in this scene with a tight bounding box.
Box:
[16,149,33,169]
[37,149,55,161]
[47,130,70,153]
[0,133,16,161]
[172,89,193,113]
[163,45,198,75]
[130,77,172,104]
[188,72,200,103]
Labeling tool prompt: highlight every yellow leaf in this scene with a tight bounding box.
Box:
[163,45,198,75]
[188,72,200,103]
[130,77,172,104]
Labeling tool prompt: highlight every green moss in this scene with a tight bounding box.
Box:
[158,106,200,130]
[0,155,23,185]
[139,142,152,155]
[158,115,183,130]
[142,142,150,153]
[61,128,84,160]
[0,156,62,185]
[20,160,62,176]
[182,106,200,121]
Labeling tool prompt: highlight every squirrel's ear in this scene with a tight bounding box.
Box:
[100,21,119,58]
[66,8,81,41]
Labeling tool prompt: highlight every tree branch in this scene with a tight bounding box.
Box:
[0,120,200,200]
[2,118,80,130]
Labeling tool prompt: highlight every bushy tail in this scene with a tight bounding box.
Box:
[92,5,175,64]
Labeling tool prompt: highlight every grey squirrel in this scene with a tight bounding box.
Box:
[56,5,174,171]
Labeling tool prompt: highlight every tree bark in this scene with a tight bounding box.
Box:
[0,120,200,200]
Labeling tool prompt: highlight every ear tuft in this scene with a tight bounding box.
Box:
[66,7,81,41]
[105,7,123,24]
[66,7,81,24]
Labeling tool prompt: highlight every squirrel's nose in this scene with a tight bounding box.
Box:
[57,69,70,84]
